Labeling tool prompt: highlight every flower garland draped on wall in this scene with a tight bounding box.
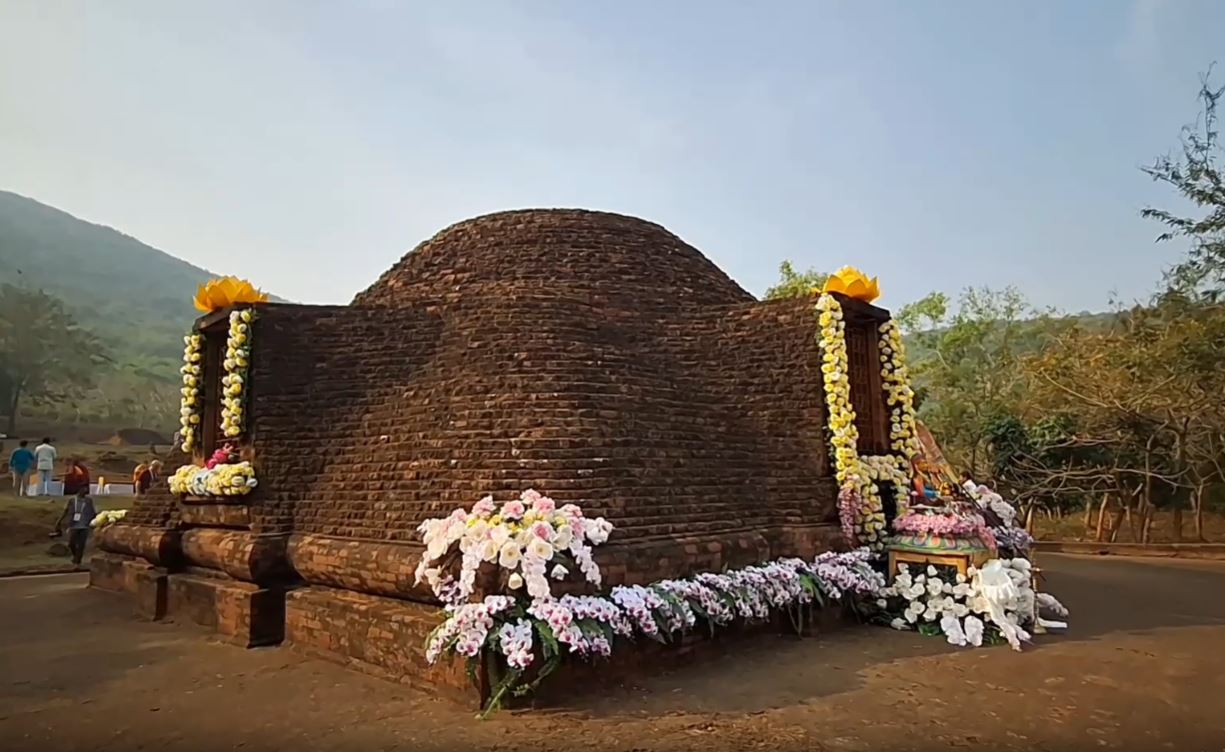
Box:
[170,304,259,497]
[815,294,923,548]
[178,334,204,453]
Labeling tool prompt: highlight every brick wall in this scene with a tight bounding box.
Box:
[353,209,755,314]
[240,290,837,545]
[106,209,887,600]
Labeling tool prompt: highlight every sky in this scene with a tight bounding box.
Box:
[2,1,1223,314]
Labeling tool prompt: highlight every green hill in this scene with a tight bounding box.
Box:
[0,190,280,431]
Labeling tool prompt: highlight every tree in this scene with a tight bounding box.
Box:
[893,292,949,333]
[763,261,828,300]
[0,284,110,434]
[1019,298,1225,541]
[909,286,1057,477]
[1143,66,1225,302]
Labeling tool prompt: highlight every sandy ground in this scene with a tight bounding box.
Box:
[2,554,1224,752]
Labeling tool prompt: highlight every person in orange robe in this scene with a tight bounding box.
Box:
[131,463,148,497]
[62,459,91,496]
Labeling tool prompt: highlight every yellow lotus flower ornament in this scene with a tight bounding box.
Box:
[822,266,881,304]
[193,276,269,313]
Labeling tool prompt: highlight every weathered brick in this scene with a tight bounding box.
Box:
[96,208,897,697]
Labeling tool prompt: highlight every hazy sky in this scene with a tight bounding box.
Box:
[2,1,1222,313]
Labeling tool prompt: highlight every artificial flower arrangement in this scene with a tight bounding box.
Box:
[878,320,921,464]
[874,559,1066,650]
[817,289,927,547]
[891,503,998,551]
[821,266,881,303]
[178,334,204,453]
[220,308,256,438]
[963,483,1032,558]
[91,509,128,528]
[414,489,613,605]
[169,445,258,497]
[416,490,887,718]
[193,276,269,314]
[816,293,899,548]
[816,294,885,547]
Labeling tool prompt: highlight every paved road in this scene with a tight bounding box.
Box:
[2,555,1224,751]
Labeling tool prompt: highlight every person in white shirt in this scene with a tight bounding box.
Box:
[33,437,57,496]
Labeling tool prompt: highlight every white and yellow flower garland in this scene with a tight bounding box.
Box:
[879,320,921,462]
[816,294,925,546]
[178,334,204,452]
[220,308,255,439]
[815,294,887,547]
[169,461,258,497]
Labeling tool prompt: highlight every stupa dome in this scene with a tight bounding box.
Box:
[353,209,754,314]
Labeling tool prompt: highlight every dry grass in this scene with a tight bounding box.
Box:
[1031,507,1225,543]
[0,495,131,574]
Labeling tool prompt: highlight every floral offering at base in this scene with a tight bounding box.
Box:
[414,488,613,605]
[169,461,258,497]
[874,558,1067,650]
[416,491,889,718]
[91,509,127,528]
[890,503,998,554]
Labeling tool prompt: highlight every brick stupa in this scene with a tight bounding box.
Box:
[92,209,899,694]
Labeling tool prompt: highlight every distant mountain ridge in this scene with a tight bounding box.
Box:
[0,190,281,370]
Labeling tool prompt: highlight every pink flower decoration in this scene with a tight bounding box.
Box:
[530,521,553,540]
[472,495,496,518]
[532,495,556,515]
[502,500,525,520]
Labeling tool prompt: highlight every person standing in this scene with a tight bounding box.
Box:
[136,459,162,495]
[131,462,148,498]
[54,487,97,568]
[8,440,35,497]
[33,437,57,497]
[63,459,91,496]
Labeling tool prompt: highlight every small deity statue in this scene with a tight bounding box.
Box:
[910,457,942,504]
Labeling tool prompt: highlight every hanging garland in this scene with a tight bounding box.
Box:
[220,308,255,439]
[879,320,921,462]
[815,293,886,548]
[816,293,926,547]
[178,334,204,453]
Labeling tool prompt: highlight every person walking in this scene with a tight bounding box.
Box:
[33,437,57,497]
[8,440,35,497]
[54,487,97,568]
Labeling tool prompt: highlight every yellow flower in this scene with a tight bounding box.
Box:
[822,266,881,303]
[193,277,269,313]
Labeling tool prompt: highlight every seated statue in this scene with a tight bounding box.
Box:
[910,457,942,503]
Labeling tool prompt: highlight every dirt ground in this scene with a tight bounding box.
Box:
[0,497,129,574]
[2,555,1224,751]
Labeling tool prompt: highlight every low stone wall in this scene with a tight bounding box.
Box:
[284,585,476,702]
[165,570,285,647]
[283,582,858,710]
